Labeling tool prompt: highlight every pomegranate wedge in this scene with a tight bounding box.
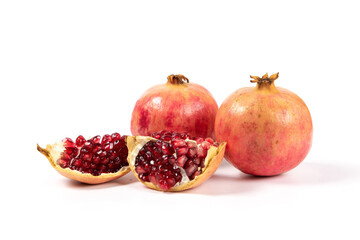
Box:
[127,131,226,192]
[37,133,130,184]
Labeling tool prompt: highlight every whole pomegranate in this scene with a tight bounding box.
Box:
[131,74,218,138]
[215,73,313,176]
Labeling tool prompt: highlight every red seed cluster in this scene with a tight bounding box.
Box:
[57,133,128,176]
[135,131,216,191]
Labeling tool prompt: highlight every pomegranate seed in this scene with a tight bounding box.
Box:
[161,142,174,155]
[111,133,121,141]
[90,135,101,144]
[82,153,92,161]
[197,145,206,158]
[205,138,214,144]
[176,155,188,168]
[101,134,112,144]
[191,170,201,180]
[136,166,147,174]
[187,147,197,158]
[176,146,188,156]
[75,135,86,147]
[195,137,204,144]
[92,156,100,164]
[83,141,93,149]
[171,139,186,148]
[63,138,75,148]
[201,141,211,150]
[185,162,197,177]
[186,141,197,149]
[57,159,68,168]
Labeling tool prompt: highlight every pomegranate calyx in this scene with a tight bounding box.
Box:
[250,72,279,84]
[167,74,189,85]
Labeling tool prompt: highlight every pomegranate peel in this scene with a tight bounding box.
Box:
[37,134,130,184]
[126,135,226,192]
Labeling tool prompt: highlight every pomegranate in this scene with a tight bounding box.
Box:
[215,73,313,176]
[126,130,226,191]
[130,74,218,139]
[37,133,130,184]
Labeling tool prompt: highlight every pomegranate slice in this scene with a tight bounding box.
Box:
[37,133,130,184]
[127,131,226,191]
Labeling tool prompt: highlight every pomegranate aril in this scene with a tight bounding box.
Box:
[176,146,188,156]
[194,137,204,144]
[82,161,90,169]
[72,159,81,167]
[205,138,214,144]
[101,158,110,164]
[171,139,186,148]
[102,142,113,151]
[185,162,197,177]
[57,159,68,168]
[191,170,201,180]
[192,157,201,165]
[63,138,76,148]
[149,172,158,185]
[75,135,86,147]
[186,141,197,149]
[82,153,92,161]
[161,142,174,155]
[197,145,206,158]
[83,141,93,149]
[102,134,112,144]
[176,155,188,168]
[201,141,211,150]
[136,166,147,174]
[90,135,101,144]
[111,133,121,141]
[139,173,149,181]
[187,147,197,158]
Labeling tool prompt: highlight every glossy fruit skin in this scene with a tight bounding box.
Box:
[215,74,313,176]
[131,75,218,138]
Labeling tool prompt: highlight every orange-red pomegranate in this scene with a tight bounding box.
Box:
[131,74,218,138]
[215,73,313,176]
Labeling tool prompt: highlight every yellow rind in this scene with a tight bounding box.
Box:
[37,142,130,184]
[126,136,226,192]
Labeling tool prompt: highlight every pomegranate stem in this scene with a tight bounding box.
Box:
[167,74,189,85]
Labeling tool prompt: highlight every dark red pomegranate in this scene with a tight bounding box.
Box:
[127,130,226,191]
[37,133,130,184]
[215,73,313,176]
[130,74,218,139]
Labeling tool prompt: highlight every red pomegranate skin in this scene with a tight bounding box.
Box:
[215,73,313,176]
[131,75,218,139]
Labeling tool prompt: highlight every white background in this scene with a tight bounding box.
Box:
[1,0,359,239]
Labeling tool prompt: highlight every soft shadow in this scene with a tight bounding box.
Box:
[187,161,359,196]
[64,172,138,190]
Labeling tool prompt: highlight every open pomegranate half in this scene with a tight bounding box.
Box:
[37,133,130,184]
[127,131,226,192]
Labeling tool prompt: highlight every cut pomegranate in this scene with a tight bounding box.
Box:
[37,133,130,184]
[127,130,226,191]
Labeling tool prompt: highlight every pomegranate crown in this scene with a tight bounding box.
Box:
[167,74,189,85]
[250,72,279,84]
